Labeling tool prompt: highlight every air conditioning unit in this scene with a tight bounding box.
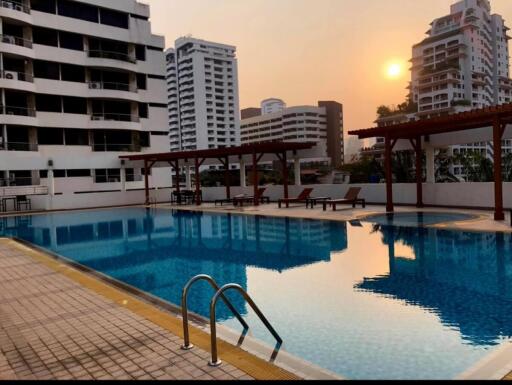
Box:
[4,71,17,80]
[14,3,23,11]
[89,82,102,90]
[3,1,14,9]
[3,35,15,44]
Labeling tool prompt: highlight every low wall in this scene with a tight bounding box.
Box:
[202,183,512,210]
[9,183,512,213]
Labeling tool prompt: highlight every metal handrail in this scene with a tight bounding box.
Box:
[181,275,249,351]
[208,283,282,367]
[0,34,32,48]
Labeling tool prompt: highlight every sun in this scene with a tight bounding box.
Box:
[386,63,402,79]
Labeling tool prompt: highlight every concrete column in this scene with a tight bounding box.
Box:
[185,164,192,190]
[120,166,126,192]
[425,146,435,184]
[294,157,302,186]
[240,159,246,188]
[2,125,7,150]
[47,168,55,196]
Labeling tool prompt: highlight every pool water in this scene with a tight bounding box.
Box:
[1,207,512,379]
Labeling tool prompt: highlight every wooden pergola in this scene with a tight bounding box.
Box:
[120,142,316,206]
[349,103,512,221]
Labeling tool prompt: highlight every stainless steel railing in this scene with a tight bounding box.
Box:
[181,275,248,351]
[181,275,282,367]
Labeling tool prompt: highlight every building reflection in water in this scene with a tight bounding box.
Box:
[356,224,512,346]
[0,209,347,321]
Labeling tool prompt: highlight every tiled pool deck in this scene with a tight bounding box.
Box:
[0,238,298,381]
[1,202,512,380]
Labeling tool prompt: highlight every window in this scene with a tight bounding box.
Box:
[140,132,150,147]
[135,45,146,61]
[58,0,98,23]
[60,64,85,82]
[36,95,61,112]
[138,103,148,119]
[62,97,87,114]
[136,74,147,90]
[59,31,83,51]
[95,169,121,183]
[65,129,89,145]
[31,0,56,14]
[37,127,64,145]
[66,169,91,177]
[99,8,128,29]
[33,27,58,47]
[33,60,59,80]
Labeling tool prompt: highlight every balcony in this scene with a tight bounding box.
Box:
[88,81,136,92]
[0,0,30,14]
[88,50,136,64]
[1,142,38,151]
[0,70,33,82]
[92,143,142,152]
[91,113,140,123]
[1,34,32,48]
[0,105,36,116]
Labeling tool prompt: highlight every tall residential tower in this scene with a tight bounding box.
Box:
[166,37,240,153]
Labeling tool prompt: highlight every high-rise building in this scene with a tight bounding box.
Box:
[409,0,512,176]
[240,100,344,167]
[166,37,240,153]
[0,0,169,192]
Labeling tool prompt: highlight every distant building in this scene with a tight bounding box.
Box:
[261,98,286,115]
[241,108,262,120]
[166,37,240,153]
[241,100,344,167]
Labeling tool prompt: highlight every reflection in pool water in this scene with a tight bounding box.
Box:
[1,208,512,379]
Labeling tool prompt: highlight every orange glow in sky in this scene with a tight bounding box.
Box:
[146,0,512,137]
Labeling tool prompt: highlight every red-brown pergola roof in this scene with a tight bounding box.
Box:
[349,102,512,140]
[119,142,317,162]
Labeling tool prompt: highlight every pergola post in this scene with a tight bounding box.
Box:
[425,145,435,184]
[493,118,505,221]
[252,151,259,206]
[194,157,201,206]
[174,161,180,193]
[185,162,192,191]
[224,156,231,200]
[384,136,394,213]
[281,151,289,200]
[411,137,423,208]
[144,160,150,206]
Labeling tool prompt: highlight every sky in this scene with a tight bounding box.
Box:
[145,0,512,137]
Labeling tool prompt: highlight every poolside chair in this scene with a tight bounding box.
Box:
[16,195,31,211]
[232,187,270,207]
[278,188,314,208]
[215,193,246,206]
[323,187,365,211]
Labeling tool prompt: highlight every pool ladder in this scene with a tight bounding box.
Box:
[181,274,283,367]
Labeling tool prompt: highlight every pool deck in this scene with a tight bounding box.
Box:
[0,238,299,381]
[161,202,512,234]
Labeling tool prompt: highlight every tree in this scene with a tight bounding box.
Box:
[376,105,393,118]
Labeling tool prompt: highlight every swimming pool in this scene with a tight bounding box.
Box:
[361,211,477,227]
[1,207,511,379]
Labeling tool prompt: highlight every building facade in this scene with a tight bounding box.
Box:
[166,37,240,153]
[0,0,169,193]
[409,0,512,177]
[261,98,286,115]
[240,100,344,167]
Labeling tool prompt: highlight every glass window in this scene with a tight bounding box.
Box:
[33,60,59,80]
[100,8,128,29]
[57,0,98,23]
[65,129,89,145]
[62,97,87,114]
[31,0,56,14]
[36,95,61,112]
[59,31,84,51]
[33,27,58,47]
[37,127,64,145]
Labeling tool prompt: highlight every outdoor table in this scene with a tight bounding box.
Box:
[1,197,17,212]
[306,197,331,209]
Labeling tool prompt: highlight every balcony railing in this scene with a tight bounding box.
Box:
[0,0,30,14]
[1,142,38,151]
[0,34,32,48]
[88,81,137,92]
[0,105,36,116]
[0,70,33,82]
[88,50,136,64]
[91,113,140,123]
[0,177,35,187]
[92,143,142,152]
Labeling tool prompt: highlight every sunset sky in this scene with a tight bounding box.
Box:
[146,0,512,137]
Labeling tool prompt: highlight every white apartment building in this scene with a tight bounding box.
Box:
[241,101,344,167]
[166,37,240,153]
[409,0,512,176]
[0,0,170,194]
